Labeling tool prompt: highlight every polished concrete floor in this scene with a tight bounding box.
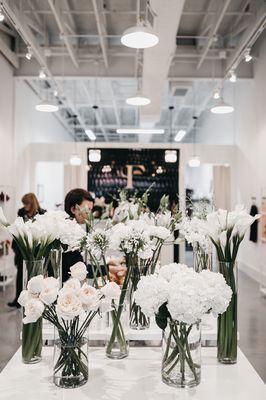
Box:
[0,271,266,382]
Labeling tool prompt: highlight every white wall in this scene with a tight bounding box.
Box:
[35,161,64,210]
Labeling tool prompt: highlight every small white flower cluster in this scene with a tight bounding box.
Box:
[18,262,120,324]
[84,228,110,260]
[113,200,139,222]
[134,263,232,325]
[177,216,211,251]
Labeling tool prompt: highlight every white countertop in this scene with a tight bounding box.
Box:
[0,346,265,400]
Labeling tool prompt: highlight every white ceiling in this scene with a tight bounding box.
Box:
[1,0,264,142]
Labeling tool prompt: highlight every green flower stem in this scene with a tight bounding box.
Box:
[22,318,42,363]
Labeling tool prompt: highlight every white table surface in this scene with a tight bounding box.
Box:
[0,346,265,400]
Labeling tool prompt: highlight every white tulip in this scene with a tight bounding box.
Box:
[27,275,44,294]
[69,262,87,281]
[23,298,44,324]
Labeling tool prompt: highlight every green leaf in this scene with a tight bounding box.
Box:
[155,302,170,331]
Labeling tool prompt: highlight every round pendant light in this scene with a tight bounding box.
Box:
[35,100,59,112]
[89,149,101,162]
[121,25,159,49]
[126,93,151,106]
[188,155,201,168]
[70,154,82,166]
[165,150,177,163]
[210,98,234,114]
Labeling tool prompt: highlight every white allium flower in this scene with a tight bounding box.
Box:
[23,298,44,324]
[156,211,172,228]
[70,262,87,281]
[178,216,211,251]
[27,275,44,295]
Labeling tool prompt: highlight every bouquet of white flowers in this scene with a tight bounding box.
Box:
[19,262,120,388]
[134,263,232,388]
[201,205,260,364]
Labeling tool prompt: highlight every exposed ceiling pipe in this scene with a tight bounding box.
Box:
[91,0,109,69]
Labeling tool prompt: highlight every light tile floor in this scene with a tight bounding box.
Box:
[0,271,266,382]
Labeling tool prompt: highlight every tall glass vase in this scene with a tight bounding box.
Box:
[49,248,62,288]
[22,259,44,364]
[217,261,237,364]
[129,264,150,330]
[162,320,201,388]
[193,244,212,272]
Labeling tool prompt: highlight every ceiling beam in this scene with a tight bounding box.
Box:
[47,0,79,68]
[91,0,109,69]
[0,36,19,68]
[197,0,231,70]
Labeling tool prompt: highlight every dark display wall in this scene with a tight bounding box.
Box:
[87,148,179,212]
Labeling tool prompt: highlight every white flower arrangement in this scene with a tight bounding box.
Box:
[177,216,211,252]
[134,263,232,325]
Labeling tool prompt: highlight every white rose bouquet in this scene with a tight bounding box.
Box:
[134,263,232,387]
[201,205,260,364]
[19,262,120,387]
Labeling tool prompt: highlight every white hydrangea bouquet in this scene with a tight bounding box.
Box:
[18,262,121,388]
[201,205,260,364]
[134,263,232,388]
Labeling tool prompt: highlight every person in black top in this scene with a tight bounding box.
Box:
[8,193,46,309]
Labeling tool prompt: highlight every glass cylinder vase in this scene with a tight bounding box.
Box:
[217,261,237,364]
[129,264,150,330]
[53,336,88,388]
[193,244,212,272]
[162,320,201,388]
[105,289,129,359]
[22,259,44,364]
[49,248,62,288]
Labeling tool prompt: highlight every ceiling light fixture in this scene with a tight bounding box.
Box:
[25,46,32,60]
[53,89,58,97]
[188,155,201,168]
[174,129,186,142]
[117,128,164,134]
[164,150,177,163]
[156,166,163,174]
[213,88,221,100]
[126,93,151,106]
[0,5,4,22]
[121,24,159,49]
[244,48,252,62]
[39,68,47,80]
[35,99,59,113]
[211,98,234,114]
[229,70,237,83]
[85,129,96,141]
[70,154,82,166]
[89,149,101,162]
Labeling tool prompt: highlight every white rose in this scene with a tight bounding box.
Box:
[78,283,100,311]
[100,282,121,300]
[56,291,84,320]
[69,262,87,281]
[27,275,44,294]
[43,276,59,289]
[17,290,32,306]
[62,278,81,294]
[23,298,44,324]
[39,286,58,305]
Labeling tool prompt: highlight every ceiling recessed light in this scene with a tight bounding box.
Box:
[174,129,186,142]
[85,129,96,141]
[117,128,164,134]
[210,98,234,114]
[35,100,59,112]
[121,25,159,49]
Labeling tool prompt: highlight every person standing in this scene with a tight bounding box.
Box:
[8,193,46,308]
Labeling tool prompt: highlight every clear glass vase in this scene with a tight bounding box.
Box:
[49,248,62,288]
[22,259,44,364]
[162,321,201,388]
[193,244,212,272]
[129,265,150,330]
[217,261,237,364]
[53,336,88,388]
[105,290,129,359]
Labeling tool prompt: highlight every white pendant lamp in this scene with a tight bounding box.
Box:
[211,98,234,114]
[126,93,151,106]
[165,150,177,163]
[35,99,59,112]
[89,149,101,162]
[174,129,186,142]
[121,24,159,49]
[70,154,82,166]
[188,155,201,168]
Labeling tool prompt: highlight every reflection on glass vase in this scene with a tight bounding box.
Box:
[193,244,212,272]
[162,320,201,388]
[53,335,88,389]
[129,265,150,330]
[22,259,44,364]
[217,261,237,364]
[105,291,129,359]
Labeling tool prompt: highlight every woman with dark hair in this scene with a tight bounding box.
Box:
[62,188,126,283]
[8,193,46,309]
